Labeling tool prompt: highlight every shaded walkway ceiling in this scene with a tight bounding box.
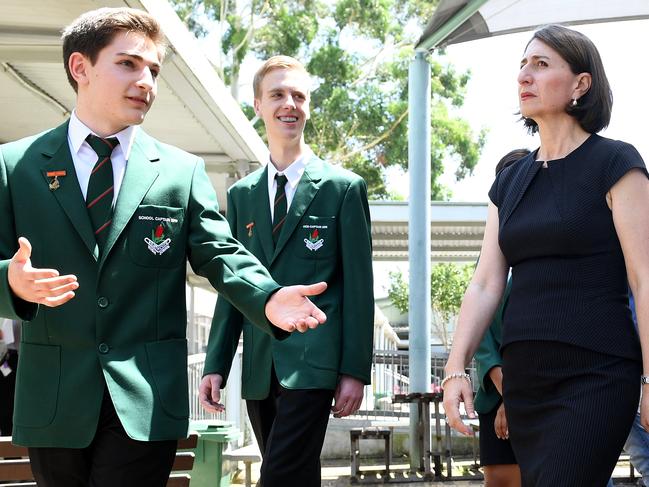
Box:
[370,202,486,262]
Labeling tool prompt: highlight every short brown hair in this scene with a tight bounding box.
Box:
[253,55,310,99]
[522,24,612,134]
[495,148,530,175]
[62,7,167,92]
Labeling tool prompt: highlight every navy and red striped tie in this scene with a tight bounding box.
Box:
[272,174,288,246]
[85,134,119,255]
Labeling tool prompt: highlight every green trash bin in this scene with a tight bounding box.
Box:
[185,419,241,487]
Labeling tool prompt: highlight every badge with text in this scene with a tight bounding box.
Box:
[144,223,171,255]
[46,170,66,191]
[303,225,326,251]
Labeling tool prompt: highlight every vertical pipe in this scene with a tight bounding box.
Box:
[408,51,432,471]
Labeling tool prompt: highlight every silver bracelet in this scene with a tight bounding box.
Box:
[641,376,649,385]
[441,372,471,389]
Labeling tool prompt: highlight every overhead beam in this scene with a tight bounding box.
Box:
[0,26,62,63]
[415,0,489,52]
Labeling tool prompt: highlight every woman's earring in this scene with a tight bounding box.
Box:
[571,98,578,107]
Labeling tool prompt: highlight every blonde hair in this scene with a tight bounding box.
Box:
[253,55,310,99]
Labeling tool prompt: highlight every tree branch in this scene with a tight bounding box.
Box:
[338,109,407,162]
[351,39,412,87]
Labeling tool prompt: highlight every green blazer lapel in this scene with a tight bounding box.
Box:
[271,156,323,263]
[40,121,98,260]
[250,167,274,265]
[101,130,159,266]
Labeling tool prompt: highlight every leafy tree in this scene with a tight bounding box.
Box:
[169,0,485,199]
[388,263,473,349]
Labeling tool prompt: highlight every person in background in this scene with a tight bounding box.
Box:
[200,55,374,487]
[473,149,529,487]
[0,319,19,436]
[620,291,649,487]
[443,24,649,486]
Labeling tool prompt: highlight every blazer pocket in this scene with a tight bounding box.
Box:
[145,338,189,420]
[304,323,340,372]
[297,215,337,259]
[14,343,60,428]
[128,205,186,268]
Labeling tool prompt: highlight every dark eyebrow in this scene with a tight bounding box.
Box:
[520,54,550,65]
[116,52,161,70]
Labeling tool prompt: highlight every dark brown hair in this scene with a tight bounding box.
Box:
[62,7,166,92]
[495,148,531,175]
[522,24,612,134]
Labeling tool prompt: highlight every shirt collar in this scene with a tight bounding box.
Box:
[266,147,312,190]
[68,110,137,160]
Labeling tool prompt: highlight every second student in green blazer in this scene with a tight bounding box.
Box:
[200,56,374,487]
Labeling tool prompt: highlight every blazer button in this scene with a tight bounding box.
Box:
[97,297,109,308]
[98,343,110,354]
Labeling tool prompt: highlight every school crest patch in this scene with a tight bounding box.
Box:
[303,226,325,251]
[144,223,172,255]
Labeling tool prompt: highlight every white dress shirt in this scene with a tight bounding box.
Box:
[67,111,137,206]
[266,148,312,220]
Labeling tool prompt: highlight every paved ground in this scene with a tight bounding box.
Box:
[229,459,644,486]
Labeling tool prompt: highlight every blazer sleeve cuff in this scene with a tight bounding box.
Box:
[0,260,38,321]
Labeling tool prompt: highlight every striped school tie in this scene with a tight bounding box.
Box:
[85,134,119,254]
[272,174,288,246]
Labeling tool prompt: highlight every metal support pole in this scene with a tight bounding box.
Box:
[408,51,432,471]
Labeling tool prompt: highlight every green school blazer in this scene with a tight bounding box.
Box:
[0,121,284,447]
[204,156,374,399]
[474,278,512,414]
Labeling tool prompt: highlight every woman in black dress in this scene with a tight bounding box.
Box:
[442,25,649,486]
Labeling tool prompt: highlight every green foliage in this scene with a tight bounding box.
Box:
[387,270,410,314]
[430,263,473,323]
[169,0,484,200]
[387,263,473,322]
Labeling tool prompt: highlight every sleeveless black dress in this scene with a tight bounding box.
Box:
[488,134,647,486]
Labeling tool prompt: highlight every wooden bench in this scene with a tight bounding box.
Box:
[222,443,261,487]
[0,434,198,487]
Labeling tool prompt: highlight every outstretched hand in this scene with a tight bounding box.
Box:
[265,282,327,332]
[7,237,78,307]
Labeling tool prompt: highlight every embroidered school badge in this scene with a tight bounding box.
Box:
[304,228,324,251]
[144,223,171,255]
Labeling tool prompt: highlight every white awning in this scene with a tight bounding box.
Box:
[417,0,649,51]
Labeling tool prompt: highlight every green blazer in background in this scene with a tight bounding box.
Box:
[0,121,284,448]
[473,278,512,414]
[204,155,374,399]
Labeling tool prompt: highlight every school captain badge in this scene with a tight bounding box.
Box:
[144,224,171,255]
[304,228,324,251]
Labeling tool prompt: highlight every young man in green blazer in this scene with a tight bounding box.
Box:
[200,56,375,486]
[0,9,327,486]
